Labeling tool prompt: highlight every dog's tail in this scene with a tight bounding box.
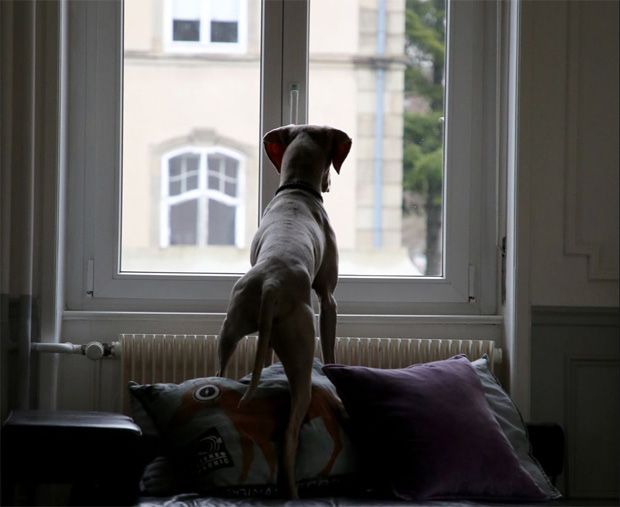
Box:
[238,283,277,407]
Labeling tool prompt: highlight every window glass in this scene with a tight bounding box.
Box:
[121,0,259,273]
[168,153,200,195]
[211,21,238,43]
[170,200,199,245]
[308,0,446,277]
[208,200,236,245]
[207,153,238,195]
[172,0,201,41]
[67,0,496,312]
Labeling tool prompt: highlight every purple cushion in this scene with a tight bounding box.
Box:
[322,356,546,501]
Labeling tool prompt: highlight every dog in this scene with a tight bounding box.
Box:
[216,124,351,498]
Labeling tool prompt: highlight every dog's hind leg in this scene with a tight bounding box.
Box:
[217,315,254,378]
[272,304,315,499]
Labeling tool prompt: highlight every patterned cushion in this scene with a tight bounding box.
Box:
[129,359,357,498]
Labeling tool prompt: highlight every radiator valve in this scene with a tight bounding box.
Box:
[83,341,105,360]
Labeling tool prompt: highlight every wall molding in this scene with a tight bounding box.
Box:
[563,0,619,281]
[532,306,619,328]
[565,357,620,498]
[532,307,619,499]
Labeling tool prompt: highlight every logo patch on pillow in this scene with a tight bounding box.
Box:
[193,427,234,474]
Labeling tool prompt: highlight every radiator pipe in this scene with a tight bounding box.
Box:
[31,341,120,360]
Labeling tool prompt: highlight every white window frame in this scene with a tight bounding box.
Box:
[163,0,248,54]
[159,146,246,248]
[65,0,500,317]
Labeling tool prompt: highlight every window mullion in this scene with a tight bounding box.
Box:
[260,0,308,214]
[197,152,208,245]
[281,0,308,126]
[259,0,284,214]
[201,0,209,45]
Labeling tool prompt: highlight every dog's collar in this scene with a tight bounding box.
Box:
[275,182,323,202]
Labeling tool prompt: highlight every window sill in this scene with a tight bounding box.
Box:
[62,311,504,341]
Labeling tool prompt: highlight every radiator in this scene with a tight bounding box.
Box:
[120,334,500,392]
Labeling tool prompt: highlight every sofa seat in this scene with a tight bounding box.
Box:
[136,495,613,507]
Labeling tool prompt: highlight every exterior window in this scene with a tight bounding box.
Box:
[67,0,500,315]
[162,149,243,248]
[166,0,245,53]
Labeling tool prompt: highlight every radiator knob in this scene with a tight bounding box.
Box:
[84,341,104,360]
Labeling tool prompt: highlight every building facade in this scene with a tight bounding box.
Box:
[121,0,416,275]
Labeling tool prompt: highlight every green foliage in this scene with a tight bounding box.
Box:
[404,111,442,153]
[405,0,445,69]
[405,67,443,110]
[402,0,445,273]
[403,0,445,205]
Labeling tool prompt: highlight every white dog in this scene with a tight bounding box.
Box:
[217,124,351,498]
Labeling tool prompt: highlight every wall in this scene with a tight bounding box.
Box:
[519,0,619,499]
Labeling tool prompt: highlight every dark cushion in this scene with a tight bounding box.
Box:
[526,423,565,486]
[322,356,547,501]
[2,410,142,474]
[129,359,357,498]
[2,410,144,505]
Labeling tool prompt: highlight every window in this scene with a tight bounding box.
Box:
[164,0,247,53]
[309,0,447,277]
[160,148,244,249]
[67,0,500,315]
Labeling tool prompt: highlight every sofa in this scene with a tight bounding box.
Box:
[2,355,568,507]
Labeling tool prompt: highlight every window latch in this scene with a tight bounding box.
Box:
[289,83,299,125]
[86,258,95,297]
[468,264,476,303]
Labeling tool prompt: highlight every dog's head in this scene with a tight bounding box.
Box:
[263,124,352,192]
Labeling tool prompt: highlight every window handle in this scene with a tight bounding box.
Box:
[289,83,299,125]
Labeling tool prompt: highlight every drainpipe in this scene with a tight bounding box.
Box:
[373,0,387,248]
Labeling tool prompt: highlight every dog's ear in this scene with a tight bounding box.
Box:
[263,125,294,173]
[330,128,352,174]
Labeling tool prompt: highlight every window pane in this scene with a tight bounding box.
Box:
[308,0,445,277]
[169,156,183,177]
[173,20,200,42]
[185,153,200,173]
[207,200,236,245]
[211,21,238,43]
[186,174,199,191]
[169,153,200,195]
[170,199,198,245]
[121,0,259,273]
[208,174,220,191]
[224,181,236,197]
[224,157,237,177]
[169,180,182,196]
